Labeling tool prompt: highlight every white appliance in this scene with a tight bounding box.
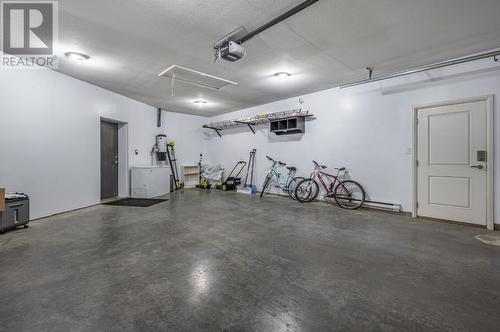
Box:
[131,166,171,198]
[151,134,169,166]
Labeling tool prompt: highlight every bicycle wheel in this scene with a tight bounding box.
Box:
[260,174,272,198]
[334,180,365,210]
[307,180,320,202]
[287,177,305,200]
[295,179,319,203]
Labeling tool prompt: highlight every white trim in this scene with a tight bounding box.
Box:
[412,107,418,219]
[412,95,495,230]
[486,96,495,230]
[117,123,129,198]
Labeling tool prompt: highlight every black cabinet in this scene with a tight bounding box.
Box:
[0,195,30,234]
[270,117,305,135]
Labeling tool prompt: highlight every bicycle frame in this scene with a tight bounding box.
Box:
[296,161,365,208]
[268,162,295,191]
[309,166,349,197]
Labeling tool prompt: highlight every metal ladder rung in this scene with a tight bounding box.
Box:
[166,144,181,190]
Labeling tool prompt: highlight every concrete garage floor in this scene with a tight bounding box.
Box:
[0,190,499,331]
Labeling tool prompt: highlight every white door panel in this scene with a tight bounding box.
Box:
[428,176,470,208]
[417,101,487,225]
[428,111,470,165]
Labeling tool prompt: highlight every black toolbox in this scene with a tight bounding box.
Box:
[0,194,30,234]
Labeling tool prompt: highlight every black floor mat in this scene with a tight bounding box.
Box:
[103,198,168,207]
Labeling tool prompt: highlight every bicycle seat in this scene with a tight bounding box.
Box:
[334,167,346,171]
[278,161,287,166]
[287,166,297,172]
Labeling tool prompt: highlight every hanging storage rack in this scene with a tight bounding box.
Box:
[202,109,313,137]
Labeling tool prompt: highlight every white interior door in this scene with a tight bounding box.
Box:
[417,100,488,226]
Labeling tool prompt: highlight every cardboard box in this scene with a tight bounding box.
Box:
[0,188,5,212]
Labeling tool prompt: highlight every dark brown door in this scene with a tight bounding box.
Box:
[101,121,118,199]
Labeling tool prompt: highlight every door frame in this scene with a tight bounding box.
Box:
[412,95,495,230]
[100,117,129,200]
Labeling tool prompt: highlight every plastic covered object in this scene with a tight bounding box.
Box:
[201,164,224,185]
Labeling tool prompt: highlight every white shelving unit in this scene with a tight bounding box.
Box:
[181,165,200,188]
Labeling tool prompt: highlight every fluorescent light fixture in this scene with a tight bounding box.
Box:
[274,72,292,80]
[65,52,90,63]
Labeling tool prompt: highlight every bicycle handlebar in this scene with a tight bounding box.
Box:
[313,160,327,169]
[267,156,286,167]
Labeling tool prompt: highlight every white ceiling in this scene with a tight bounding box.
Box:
[55,0,500,116]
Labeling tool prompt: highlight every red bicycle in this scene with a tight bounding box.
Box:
[295,161,365,209]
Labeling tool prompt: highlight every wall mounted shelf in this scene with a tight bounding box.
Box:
[202,109,313,137]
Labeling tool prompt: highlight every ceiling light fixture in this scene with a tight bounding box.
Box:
[194,100,208,106]
[65,52,90,63]
[274,72,292,80]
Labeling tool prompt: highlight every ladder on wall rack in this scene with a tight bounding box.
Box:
[167,143,181,190]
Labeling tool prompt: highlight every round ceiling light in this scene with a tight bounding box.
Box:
[65,52,90,63]
[194,100,208,106]
[274,72,292,80]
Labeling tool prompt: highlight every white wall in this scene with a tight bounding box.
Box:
[1,57,498,225]
[203,58,500,224]
[0,68,205,219]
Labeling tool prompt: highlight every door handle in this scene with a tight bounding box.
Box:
[470,165,484,170]
[10,204,24,208]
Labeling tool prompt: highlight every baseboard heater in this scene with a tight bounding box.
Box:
[261,191,401,213]
[363,200,401,213]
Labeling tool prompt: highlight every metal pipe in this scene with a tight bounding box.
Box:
[157,108,162,128]
[236,0,320,44]
[339,49,500,89]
